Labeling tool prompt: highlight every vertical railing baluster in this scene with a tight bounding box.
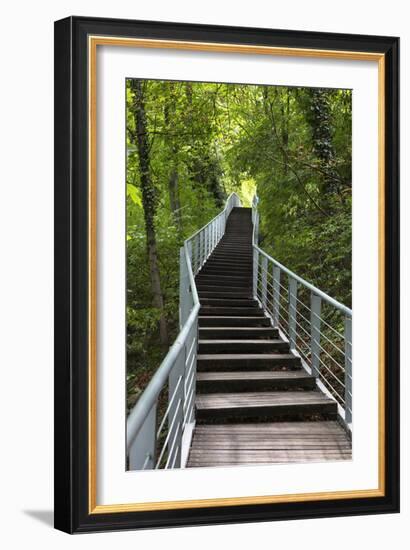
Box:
[187,317,198,424]
[203,228,206,264]
[254,211,259,246]
[179,247,190,328]
[253,248,259,299]
[345,315,352,423]
[168,348,185,468]
[187,240,193,274]
[211,220,215,250]
[198,230,203,269]
[261,255,268,308]
[310,293,322,378]
[193,237,197,274]
[204,226,207,261]
[202,228,207,265]
[272,265,281,327]
[288,277,297,350]
[128,404,156,470]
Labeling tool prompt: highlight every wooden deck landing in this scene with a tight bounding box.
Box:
[187,421,351,468]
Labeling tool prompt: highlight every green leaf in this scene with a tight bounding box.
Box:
[127,184,142,206]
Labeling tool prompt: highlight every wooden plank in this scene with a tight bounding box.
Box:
[196,391,334,409]
[188,447,351,456]
[196,370,315,392]
[187,421,351,467]
[198,339,289,353]
[192,441,350,447]
[196,371,310,381]
[194,421,346,434]
[188,450,352,467]
[197,353,300,371]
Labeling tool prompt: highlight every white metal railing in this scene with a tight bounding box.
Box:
[252,195,352,427]
[127,193,242,470]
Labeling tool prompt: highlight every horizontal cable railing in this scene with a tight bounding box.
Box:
[127,193,242,470]
[252,195,352,426]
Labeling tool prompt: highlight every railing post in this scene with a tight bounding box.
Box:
[185,317,198,425]
[192,237,197,274]
[128,404,157,470]
[288,277,297,350]
[310,293,322,378]
[253,248,259,299]
[187,240,193,275]
[179,247,190,328]
[272,265,281,327]
[345,315,352,423]
[168,347,185,468]
[261,255,268,308]
[198,230,203,269]
[254,212,259,246]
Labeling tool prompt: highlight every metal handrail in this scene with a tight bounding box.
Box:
[127,192,241,470]
[254,246,352,316]
[126,306,199,448]
[251,194,352,427]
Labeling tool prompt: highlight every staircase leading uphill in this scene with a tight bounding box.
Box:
[187,207,352,468]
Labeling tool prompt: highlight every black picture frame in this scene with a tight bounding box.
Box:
[54,15,400,533]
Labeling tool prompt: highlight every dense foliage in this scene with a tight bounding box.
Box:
[126,80,352,410]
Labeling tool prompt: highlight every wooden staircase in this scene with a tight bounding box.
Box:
[187,207,352,468]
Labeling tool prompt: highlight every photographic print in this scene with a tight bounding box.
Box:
[54,16,399,532]
[126,80,353,470]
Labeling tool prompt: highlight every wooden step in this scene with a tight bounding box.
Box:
[198,316,271,327]
[199,298,257,307]
[199,306,264,316]
[198,291,253,299]
[209,253,253,260]
[196,274,252,287]
[198,339,289,353]
[195,391,337,422]
[206,255,253,262]
[197,278,252,288]
[201,266,253,274]
[214,246,253,252]
[199,270,252,278]
[197,273,252,282]
[187,421,351,467]
[197,353,300,370]
[199,326,278,339]
[203,261,253,269]
[196,284,253,293]
[196,370,316,392]
[220,243,252,246]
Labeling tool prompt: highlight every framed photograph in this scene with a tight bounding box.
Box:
[54,16,399,533]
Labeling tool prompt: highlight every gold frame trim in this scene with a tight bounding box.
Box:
[88,36,386,514]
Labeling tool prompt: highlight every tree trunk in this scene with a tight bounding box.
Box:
[306,88,339,196]
[131,79,168,348]
[164,91,183,232]
[168,167,182,229]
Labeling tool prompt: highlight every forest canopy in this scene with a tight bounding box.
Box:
[126,79,352,410]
